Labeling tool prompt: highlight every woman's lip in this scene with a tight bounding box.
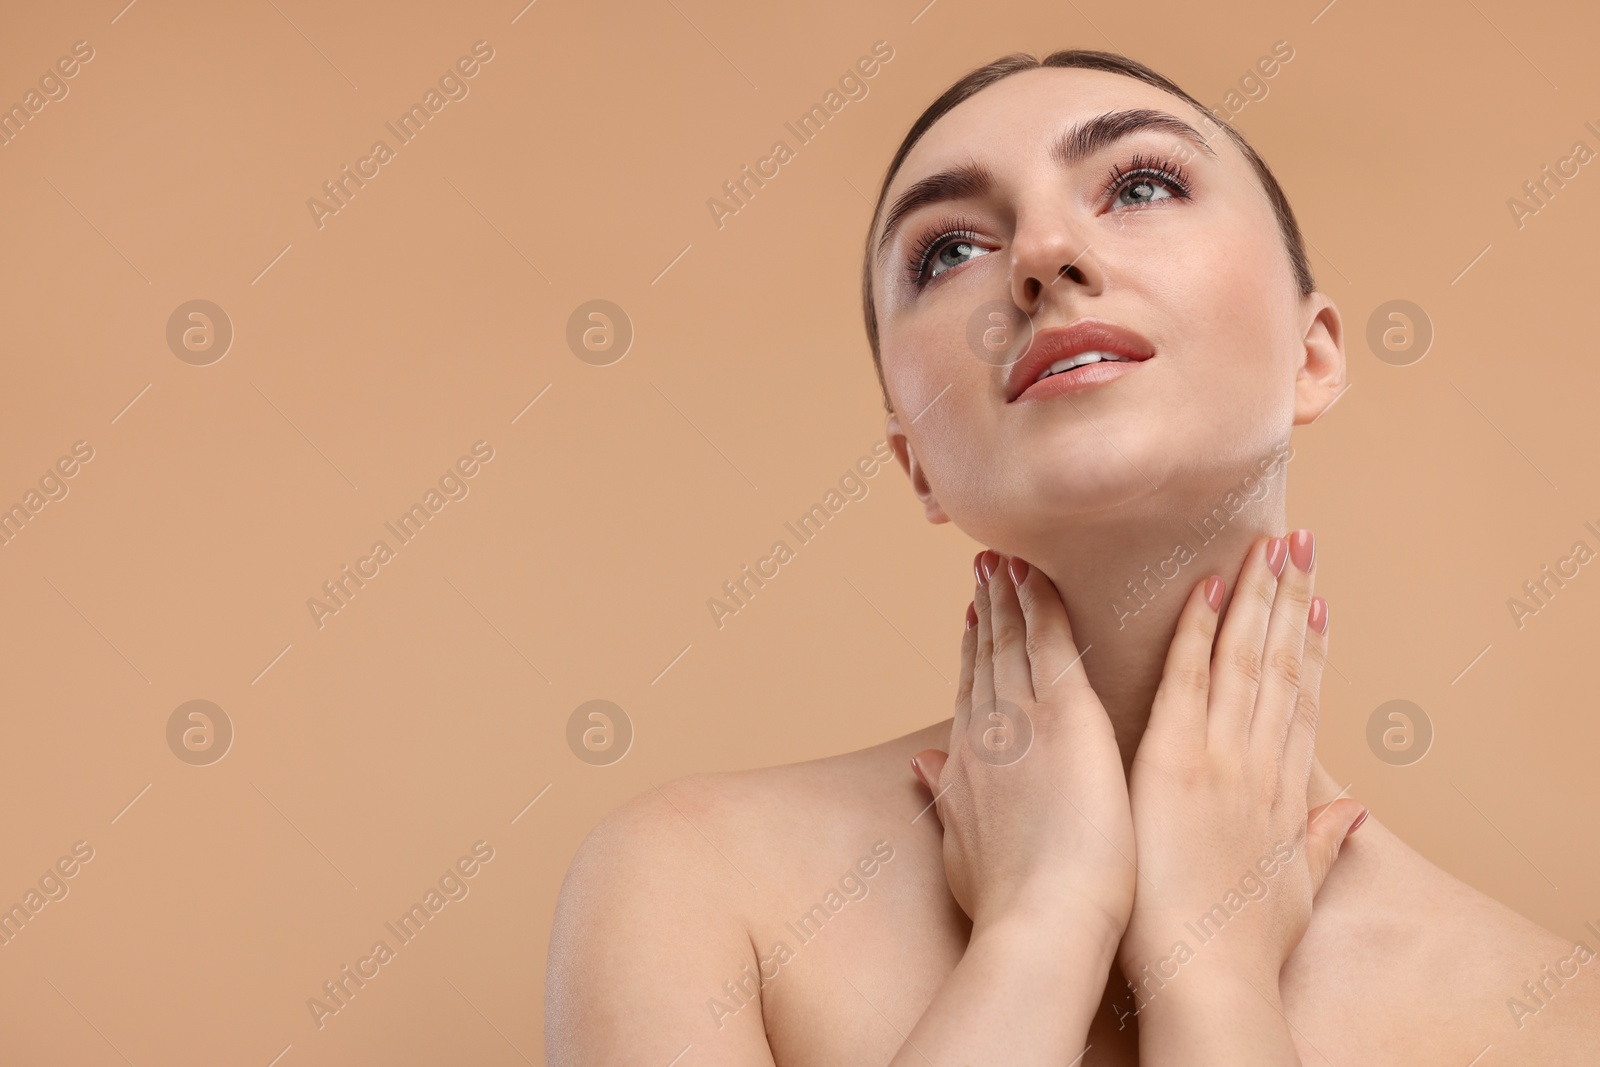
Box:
[1012,357,1147,401]
[1004,318,1156,401]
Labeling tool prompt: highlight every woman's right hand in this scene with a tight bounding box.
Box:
[911,550,1137,945]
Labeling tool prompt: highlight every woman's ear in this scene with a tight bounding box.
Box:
[885,412,950,524]
[1294,293,1348,426]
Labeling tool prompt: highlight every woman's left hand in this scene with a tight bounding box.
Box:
[1117,531,1367,1034]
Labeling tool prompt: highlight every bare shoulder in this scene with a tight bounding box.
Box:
[652,722,946,893]
[545,722,945,1065]
[1477,899,1600,1062]
[545,772,777,1065]
[1289,816,1600,1063]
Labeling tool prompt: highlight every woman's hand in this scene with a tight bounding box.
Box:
[880,556,1148,1064]
[1119,531,1366,1055]
[911,550,1137,947]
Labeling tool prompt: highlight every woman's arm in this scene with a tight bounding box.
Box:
[1120,533,1366,1064]
[545,783,779,1067]
[880,901,1118,1065]
[1133,969,1303,1061]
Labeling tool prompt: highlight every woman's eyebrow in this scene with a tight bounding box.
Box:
[1053,108,1216,169]
[875,108,1217,263]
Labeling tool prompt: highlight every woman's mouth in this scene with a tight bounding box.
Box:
[1006,318,1155,402]
[1014,354,1144,401]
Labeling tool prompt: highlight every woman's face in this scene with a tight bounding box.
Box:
[872,67,1344,554]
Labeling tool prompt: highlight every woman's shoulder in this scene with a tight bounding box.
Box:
[545,721,948,1062]
[564,718,947,892]
[1292,815,1600,1060]
[600,718,947,858]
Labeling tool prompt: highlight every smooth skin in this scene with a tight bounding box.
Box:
[547,64,1600,1065]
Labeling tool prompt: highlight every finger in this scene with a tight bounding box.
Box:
[1009,557,1097,707]
[1249,529,1317,757]
[954,589,978,742]
[1304,798,1368,898]
[986,554,1036,705]
[970,553,997,741]
[1281,595,1330,783]
[911,749,950,827]
[1147,575,1224,747]
[1207,535,1288,750]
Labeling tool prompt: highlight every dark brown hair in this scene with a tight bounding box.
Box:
[861,49,1316,413]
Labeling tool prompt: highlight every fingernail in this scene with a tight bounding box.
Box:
[1308,595,1328,635]
[1204,575,1224,612]
[979,550,999,583]
[1008,556,1030,583]
[1266,537,1289,577]
[1289,529,1315,572]
[973,552,985,586]
[965,601,977,630]
[1345,807,1369,838]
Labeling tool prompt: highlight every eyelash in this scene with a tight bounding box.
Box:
[902,152,1195,287]
[1099,151,1194,206]
[903,214,983,290]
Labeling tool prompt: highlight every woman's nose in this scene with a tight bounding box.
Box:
[1007,208,1101,313]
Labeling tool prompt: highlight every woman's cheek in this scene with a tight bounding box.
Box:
[889,323,982,415]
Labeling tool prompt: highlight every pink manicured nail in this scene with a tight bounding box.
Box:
[1266,537,1290,577]
[1345,807,1369,838]
[965,602,977,630]
[1289,529,1315,572]
[1308,596,1328,634]
[1008,557,1030,583]
[973,552,985,586]
[979,550,999,583]
[1204,575,1224,612]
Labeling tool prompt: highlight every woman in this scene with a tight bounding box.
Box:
[546,50,1599,1064]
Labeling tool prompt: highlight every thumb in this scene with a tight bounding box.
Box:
[1303,799,1370,897]
[910,750,950,822]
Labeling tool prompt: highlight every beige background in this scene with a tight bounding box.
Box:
[2,0,1598,1062]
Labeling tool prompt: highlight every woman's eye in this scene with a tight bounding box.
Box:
[927,237,987,281]
[1111,174,1180,210]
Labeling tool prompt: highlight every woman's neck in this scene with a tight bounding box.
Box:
[1016,496,1343,806]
